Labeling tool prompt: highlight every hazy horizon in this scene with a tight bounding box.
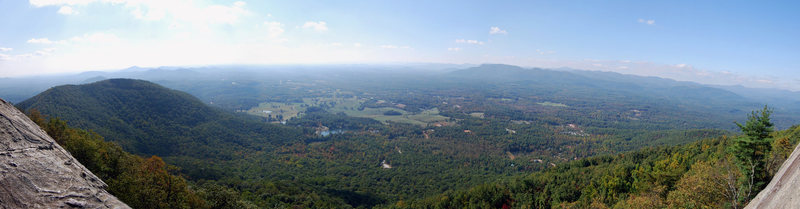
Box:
[1,0,799,90]
[4,63,800,92]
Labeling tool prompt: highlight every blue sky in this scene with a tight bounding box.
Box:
[1,0,799,90]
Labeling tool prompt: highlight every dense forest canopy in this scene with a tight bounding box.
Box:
[10,65,800,208]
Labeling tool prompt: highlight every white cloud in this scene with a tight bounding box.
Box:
[57,6,77,15]
[638,18,655,25]
[133,1,253,24]
[69,32,121,44]
[196,3,251,24]
[26,33,118,47]
[27,38,66,44]
[264,21,284,38]
[380,45,410,49]
[3,27,388,77]
[29,0,97,7]
[756,79,774,84]
[0,48,12,52]
[302,21,328,32]
[27,38,51,44]
[536,49,555,55]
[31,0,251,25]
[455,39,484,45]
[489,26,507,35]
[11,1,396,77]
[35,48,57,56]
[0,47,57,63]
[447,47,461,51]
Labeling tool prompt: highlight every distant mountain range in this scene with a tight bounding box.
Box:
[3,64,799,129]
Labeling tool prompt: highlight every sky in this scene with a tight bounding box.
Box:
[1,0,799,90]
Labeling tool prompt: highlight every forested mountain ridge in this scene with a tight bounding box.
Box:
[441,64,771,129]
[16,79,311,181]
[16,79,305,157]
[24,109,253,208]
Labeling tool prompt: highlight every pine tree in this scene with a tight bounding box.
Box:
[731,105,773,200]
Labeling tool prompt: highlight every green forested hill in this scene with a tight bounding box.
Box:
[17,79,305,157]
[15,79,312,182]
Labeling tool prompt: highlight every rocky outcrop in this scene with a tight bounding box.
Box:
[745,143,800,209]
[0,98,129,208]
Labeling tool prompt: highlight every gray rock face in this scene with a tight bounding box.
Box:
[746,143,800,209]
[0,98,130,209]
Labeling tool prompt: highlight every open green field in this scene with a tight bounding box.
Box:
[335,106,448,126]
[245,102,304,120]
[469,112,485,118]
[537,101,568,107]
[247,96,448,126]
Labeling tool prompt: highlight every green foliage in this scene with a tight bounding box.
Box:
[196,183,258,209]
[731,105,774,199]
[735,106,775,140]
[16,79,306,158]
[396,124,800,209]
[29,110,209,209]
[383,110,403,116]
[665,160,729,209]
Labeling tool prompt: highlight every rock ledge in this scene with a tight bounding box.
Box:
[746,142,800,209]
[0,98,129,209]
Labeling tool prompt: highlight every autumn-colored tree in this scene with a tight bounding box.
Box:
[666,161,727,209]
[613,192,664,209]
[767,137,793,175]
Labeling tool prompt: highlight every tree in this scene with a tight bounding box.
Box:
[27,111,206,209]
[384,110,403,116]
[666,161,727,209]
[731,105,773,201]
[762,136,793,177]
